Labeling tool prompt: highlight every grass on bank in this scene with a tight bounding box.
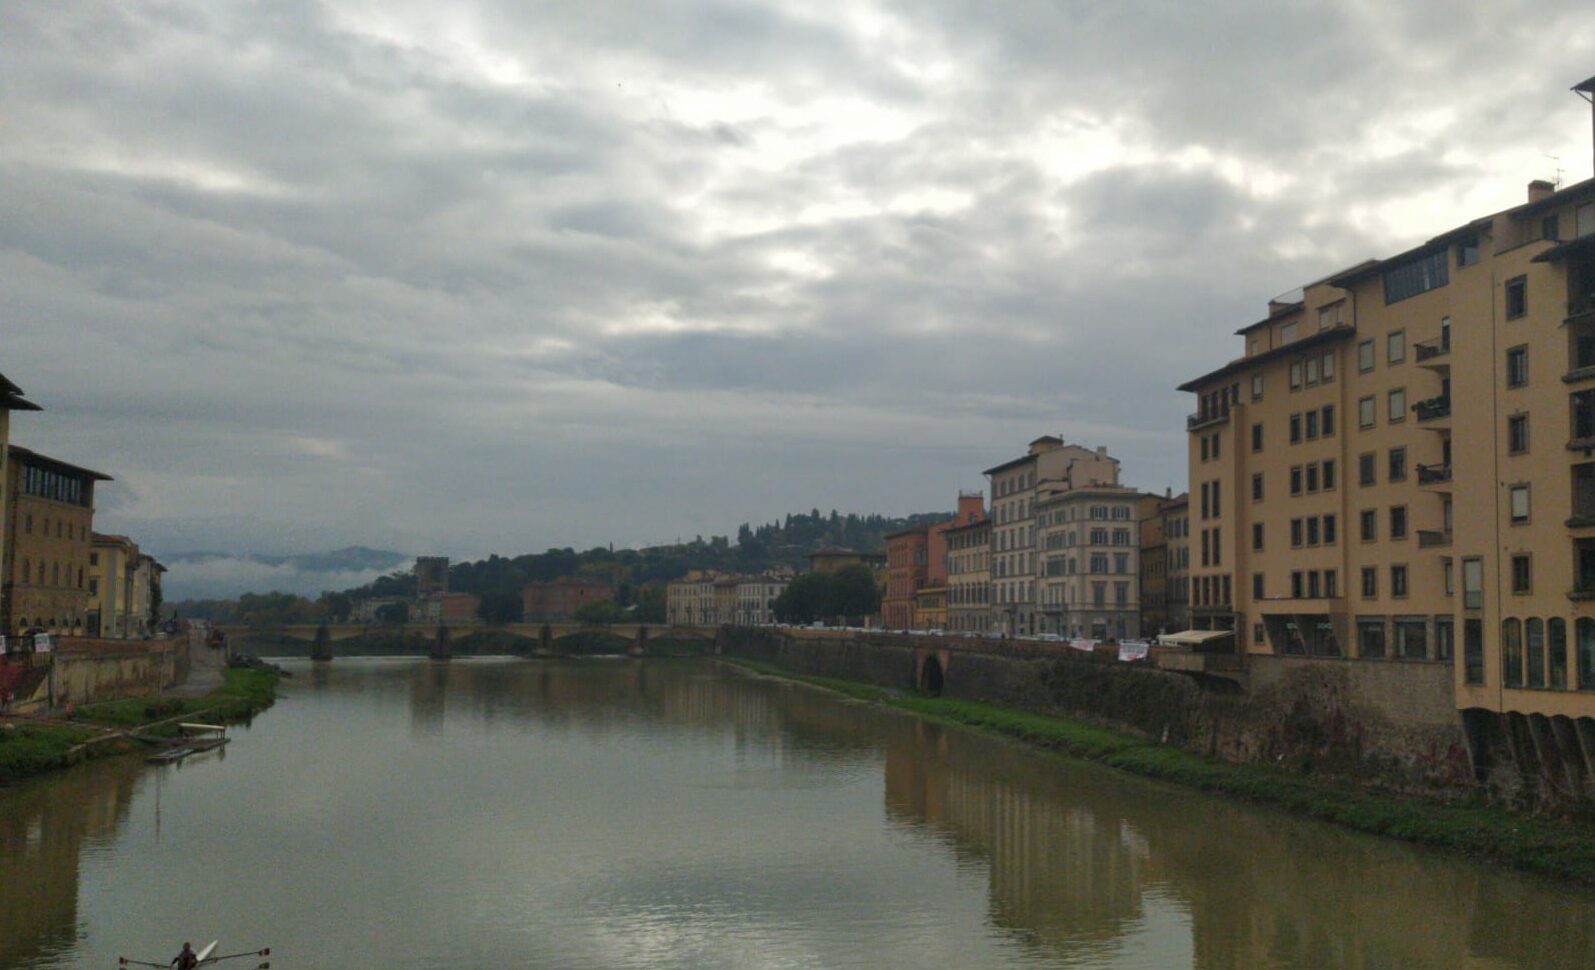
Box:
[722,658,1595,886]
[0,668,282,786]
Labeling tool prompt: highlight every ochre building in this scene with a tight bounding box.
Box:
[2,446,111,636]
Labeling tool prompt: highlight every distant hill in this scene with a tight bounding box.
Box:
[163,546,410,573]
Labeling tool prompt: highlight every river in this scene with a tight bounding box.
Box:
[1,658,1591,969]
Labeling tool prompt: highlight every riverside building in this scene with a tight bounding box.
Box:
[1,446,111,636]
[1177,75,1595,736]
[0,373,40,629]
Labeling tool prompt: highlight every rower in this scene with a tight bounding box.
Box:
[171,942,198,969]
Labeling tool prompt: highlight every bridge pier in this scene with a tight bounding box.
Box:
[630,625,649,657]
[540,624,553,654]
[430,624,452,661]
[311,623,334,662]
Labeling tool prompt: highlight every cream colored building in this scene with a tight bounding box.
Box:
[945,516,991,633]
[983,437,1123,636]
[734,575,788,626]
[88,533,139,638]
[667,570,722,626]
[1037,485,1144,640]
[1180,82,1595,727]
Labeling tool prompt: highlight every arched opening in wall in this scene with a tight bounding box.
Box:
[920,654,944,696]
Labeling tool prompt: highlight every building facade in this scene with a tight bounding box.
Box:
[414,557,449,596]
[522,576,613,621]
[1179,92,1595,726]
[0,374,40,631]
[945,516,991,634]
[882,525,929,629]
[88,533,138,639]
[734,576,788,626]
[984,437,1123,636]
[1140,498,1169,636]
[1157,493,1191,634]
[667,571,721,626]
[1,446,110,636]
[1036,485,1144,640]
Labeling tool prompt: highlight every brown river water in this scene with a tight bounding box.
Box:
[1,657,1591,969]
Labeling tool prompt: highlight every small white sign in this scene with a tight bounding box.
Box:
[1069,638,1097,653]
[33,634,52,653]
[1117,640,1150,662]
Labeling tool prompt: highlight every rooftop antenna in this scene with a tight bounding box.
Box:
[1543,153,1564,188]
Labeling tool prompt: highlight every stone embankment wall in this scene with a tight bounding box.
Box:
[718,627,1478,797]
[25,638,181,712]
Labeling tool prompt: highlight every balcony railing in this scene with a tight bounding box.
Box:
[1416,462,1452,485]
[1416,529,1452,548]
[1569,586,1595,602]
[1187,410,1228,431]
[1413,396,1451,422]
[1413,336,1450,362]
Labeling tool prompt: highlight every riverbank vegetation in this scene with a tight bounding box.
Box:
[0,668,282,786]
[722,658,1595,886]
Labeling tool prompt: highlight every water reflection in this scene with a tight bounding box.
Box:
[2,658,1592,970]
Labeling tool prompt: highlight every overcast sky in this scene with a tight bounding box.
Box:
[6,1,1595,576]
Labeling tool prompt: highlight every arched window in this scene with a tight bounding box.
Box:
[1526,619,1545,688]
[1548,619,1568,689]
[1502,619,1523,688]
[1580,618,1595,691]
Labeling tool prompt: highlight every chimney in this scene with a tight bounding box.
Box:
[1529,179,1555,203]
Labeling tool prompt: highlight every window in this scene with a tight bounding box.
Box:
[1251,472,1263,501]
[1280,321,1299,344]
[1287,466,1301,495]
[1290,361,1303,390]
[1291,571,1303,598]
[1508,414,1529,454]
[1462,558,1483,610]
[1509,484,1530,525]
[1322,459,1336,490]
[1322,405,1335,436]
[1252,374,1264,400]
[1387,387,1406,422]
[1436,617,1455,662]
[1506,345,1528,387]
[1360,509,1377,541]
[1383,250,1448,304]
[1306,463,1320,493]
[1457,235,1479,267]
[1387,329,1405,364]
[1464,619,1485,684]
[1527,618,1546,688]
[1361,566,1377,598]
[1395,618,1427,660]
[1390,564,1408,598]
[1390,505,1408,539]
[1305,410,1319,439]
[1358,618,1387,658]
[1358,340,1375,372]
[1252,523,1263,551]
[1504,275,1527,319]
[1318,303,1344,330]
[1503,618,1524,687]
[1321,351,1335,382]
[1211,434,1220,459]
[1251,423,1263,452]
[1359,453,1376,486]
[1252,573,1264,600]
[1306,517,1320,545]
[1580,618,1595,689]
[1511,554,1532,593]
[1323,514,1337,545]
[1289,414,1302,443]
[1549,618,1568,689]
[1325,570,1338,598]
[1291,518,1303,547]
[1388,447,1406,482]
[1305,356,1320,385]
[1359,396,1375,429]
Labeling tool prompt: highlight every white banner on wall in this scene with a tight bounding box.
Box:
[1117,640,1150,662]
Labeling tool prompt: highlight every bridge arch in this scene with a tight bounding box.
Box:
[918,651,945,696]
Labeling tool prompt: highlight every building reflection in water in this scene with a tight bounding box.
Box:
[0,756,141,969]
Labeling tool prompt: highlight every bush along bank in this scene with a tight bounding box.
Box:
[720,657,1595,887]
[0,668,283,787]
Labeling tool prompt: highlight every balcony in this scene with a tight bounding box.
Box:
[1187,410,1228,431]
[1413,336,1450,366]
[1416,463,1452,486]
[1568,586,1595,602]
[1416,529,1452,549]
[1413,396,1451,423]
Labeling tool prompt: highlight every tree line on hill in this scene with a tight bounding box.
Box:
[169,508,939,627]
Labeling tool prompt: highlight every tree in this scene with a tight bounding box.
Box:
[833,564,881,622]
[632,585,667,623]
[375,601,408,624]
[773,572,833,624]
[573,598,625,625]
[477,590,523,623]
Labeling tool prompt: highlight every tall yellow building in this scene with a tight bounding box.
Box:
[1179,78,1595,745]
[0,373,41,632]
[1,446,111,635]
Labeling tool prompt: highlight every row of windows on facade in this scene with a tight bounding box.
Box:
[1040,581,1132,607]
[19,560,86,589]
[994,553,1028,577]
[22,513,87,542]
[1193,574,1232,607]
[994,471,1034,498]
[995,581,1032,605]
[19,466,89,507]
[1041,527,1134,550]
[13,614,81,633]
[948,583,989,606]
[1039,505,1133,526]
[1043,552,1134,576]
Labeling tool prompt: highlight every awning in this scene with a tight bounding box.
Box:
[1157,629,1234,647]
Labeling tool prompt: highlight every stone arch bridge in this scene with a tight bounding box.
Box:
[216,622,715,661]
